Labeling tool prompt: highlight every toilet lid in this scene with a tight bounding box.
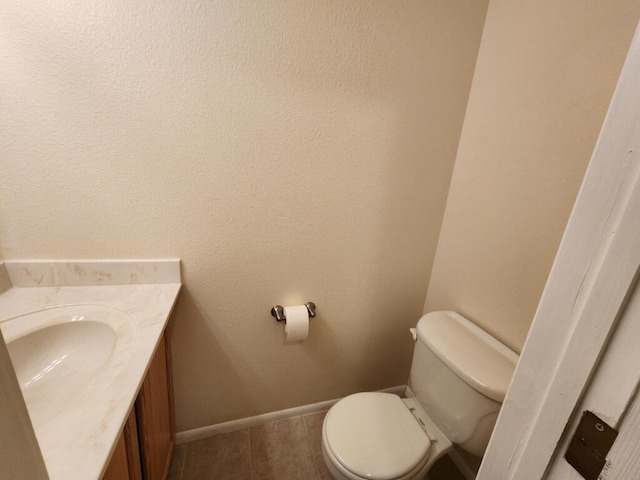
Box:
[324,393,431,480]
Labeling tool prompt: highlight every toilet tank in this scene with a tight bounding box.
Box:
[408,311,518,457]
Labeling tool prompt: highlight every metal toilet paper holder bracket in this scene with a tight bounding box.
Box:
[270,302,316,323]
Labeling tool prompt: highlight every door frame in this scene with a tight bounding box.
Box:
[477,19,640,480]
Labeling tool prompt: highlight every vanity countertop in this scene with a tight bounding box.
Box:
[0,260,181,480]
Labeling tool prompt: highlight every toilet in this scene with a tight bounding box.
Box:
[321,311,519,480]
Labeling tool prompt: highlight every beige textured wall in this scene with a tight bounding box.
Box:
[425,0,640,353]
[0,1,487,430]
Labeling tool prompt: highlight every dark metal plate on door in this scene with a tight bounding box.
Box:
[565,411,618,480]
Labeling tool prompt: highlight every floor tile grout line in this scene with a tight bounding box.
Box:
[312,453,322,479]
[178,443,187,480]
[303,412,324,479]
[301,413,312,451]
[247,427,253,478]
[300,414,320,479]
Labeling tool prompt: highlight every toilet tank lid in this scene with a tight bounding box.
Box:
[416,311,519,403]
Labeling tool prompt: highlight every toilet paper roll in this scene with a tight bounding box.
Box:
[283,305,309,342]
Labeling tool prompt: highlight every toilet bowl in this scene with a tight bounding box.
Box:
[322,393,451,480]
[321,311,518,480]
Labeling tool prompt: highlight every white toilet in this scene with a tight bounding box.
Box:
[321,311,519,480]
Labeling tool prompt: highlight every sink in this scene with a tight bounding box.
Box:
[1,305,137,428]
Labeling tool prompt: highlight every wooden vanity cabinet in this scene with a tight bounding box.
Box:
[136,334,175,479]
[102,432,131,480]
[102,410,142,480]
[103,330,175,480]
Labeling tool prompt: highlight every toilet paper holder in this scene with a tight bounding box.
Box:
[270,302,316,323]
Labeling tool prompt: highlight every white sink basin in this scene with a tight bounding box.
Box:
[2,305,137,428]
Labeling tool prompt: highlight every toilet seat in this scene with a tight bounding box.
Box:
[323,393,432,480]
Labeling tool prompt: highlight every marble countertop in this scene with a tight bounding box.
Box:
[0,260,181,480]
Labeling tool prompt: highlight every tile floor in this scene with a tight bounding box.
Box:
[168,411,466,480]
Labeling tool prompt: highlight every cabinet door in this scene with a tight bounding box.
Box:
[102,407,143,480]
[124,407,143,480]
[136,334,175,480]
[102,432,130,480]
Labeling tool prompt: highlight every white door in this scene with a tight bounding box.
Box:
[477,18,640,480]
[544,276,640,478]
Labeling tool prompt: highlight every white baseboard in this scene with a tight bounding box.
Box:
[176,385,406,444]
